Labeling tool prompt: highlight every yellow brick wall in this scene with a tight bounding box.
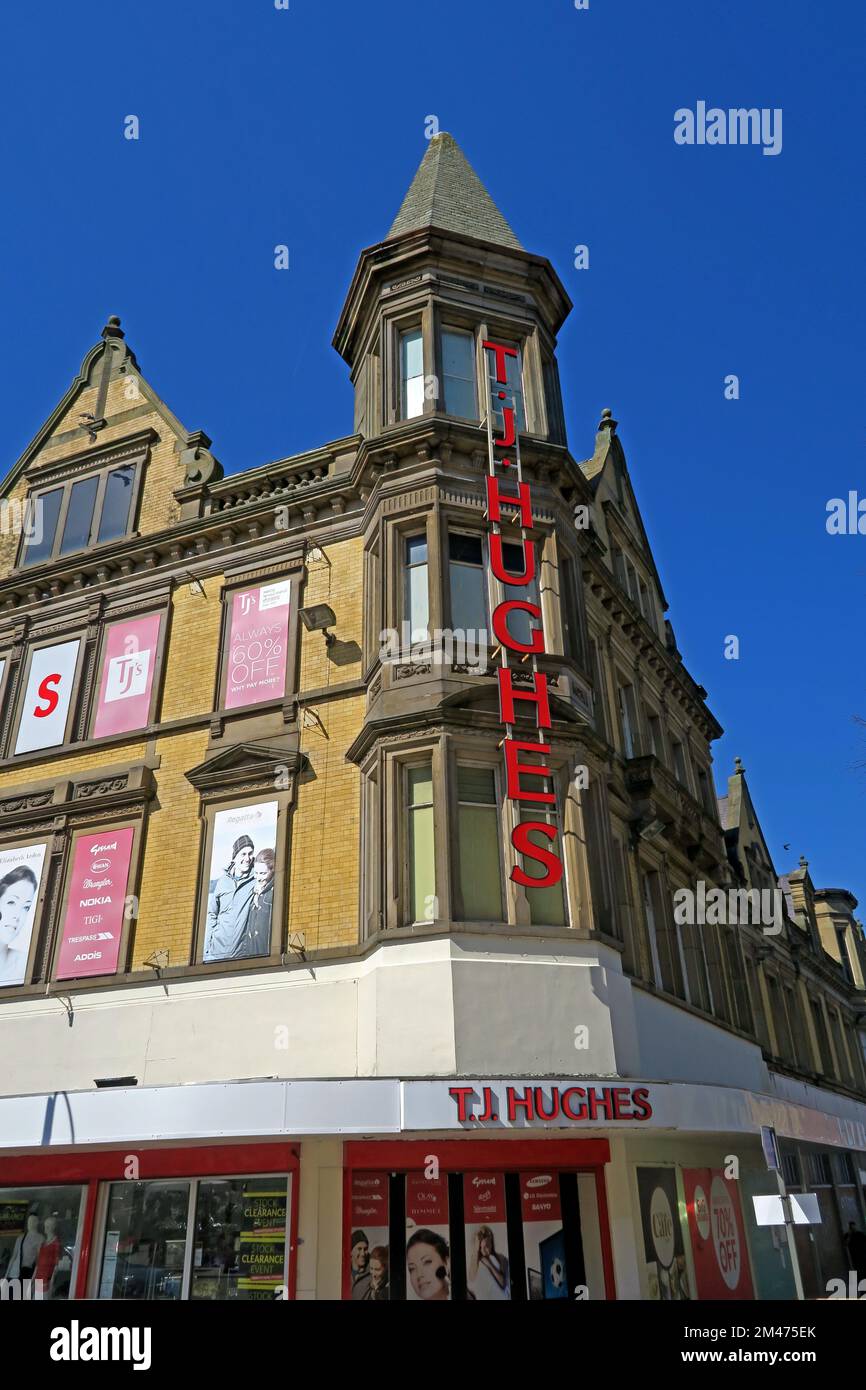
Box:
[299,536,364,689]
[289,693,364,951]
[160,577,223,720]
[132,728,210,968]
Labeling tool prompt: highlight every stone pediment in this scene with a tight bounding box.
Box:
[185,742,306,794]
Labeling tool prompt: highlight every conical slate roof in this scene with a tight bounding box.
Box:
[387,132,522,250]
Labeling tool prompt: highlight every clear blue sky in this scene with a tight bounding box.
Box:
[1,1,864,906]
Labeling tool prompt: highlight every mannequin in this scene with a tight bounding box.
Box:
[6,1213,44,1280]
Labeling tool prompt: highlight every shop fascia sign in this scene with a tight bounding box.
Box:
[448,1082,653,1126]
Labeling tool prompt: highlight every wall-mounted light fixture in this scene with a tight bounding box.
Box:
[299,603,337,647]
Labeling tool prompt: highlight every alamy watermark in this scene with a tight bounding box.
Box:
[675,102,782,157]
[380,624,488,676]
[674,882,783,935]
[0,497,42,543]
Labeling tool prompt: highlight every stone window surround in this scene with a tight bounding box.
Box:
[211,559,304,731]
[14,433,151,573]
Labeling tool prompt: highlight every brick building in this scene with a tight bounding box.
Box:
[0,134,864,1302]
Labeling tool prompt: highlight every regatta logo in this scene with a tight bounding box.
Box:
[49,1320,151,1370]
[674,102,782,156]
[673,882,783,935]
[90,841,118,855]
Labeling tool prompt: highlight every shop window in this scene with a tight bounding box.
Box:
[20,462,138,567]
[486,340,525,434]
[456,764,503,921]
[399,329,424,420]
[346,1166,605,1301]
[407,764,435,924]
[441,328,477,419]
[403,534,429,643]
[448,532,488,634]
[97,1175,292,1301]
[0,1185,86,1299]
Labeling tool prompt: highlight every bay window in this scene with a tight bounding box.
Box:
[448,532,488,634]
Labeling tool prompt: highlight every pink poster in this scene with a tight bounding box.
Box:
[225,580,291,710]
[56,826,134,979]
[93,613,162,739]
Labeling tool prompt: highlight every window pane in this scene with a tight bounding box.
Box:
[407,563,429,642]
[0,1184,85,1299]
[459,804,502,919]
[408,766,435,923]
[21,487,62,566]
[499,542,539,646]
[405,534,427,565]
[60,475,99,555]
[400,330,424,420]
[518,806,565,926]
[442,330,476,419]
[98,1181,190,1300]
[449,534,487,632]
[98,464,136,543]
[192,1177,289,1301]
[457,766,496,804]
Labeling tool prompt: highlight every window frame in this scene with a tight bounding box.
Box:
[403,756,436,927]
[87,604,171,741]
[9,629,88,760]
[453,757,505,923]
[192,792,290,969]
[439,325,478,422]
[214,571,301,717]
[0,833,53,991]
[18,460,143,569]
[398,325,425,422]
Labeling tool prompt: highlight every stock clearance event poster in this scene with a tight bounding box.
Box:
[92,612,162,739]
[237,1180,288,1300]
[464,1172,510,1300]
[225,580,291,709]
[520,1172,567,1300]
[349,1172,390,1301]
[637,1166,692,1301]
[405,1173,450,1301]
[683,1169,754,1300]
[55,826,135,979]
[14,639,80,755]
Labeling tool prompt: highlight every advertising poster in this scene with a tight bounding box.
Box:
[0,1200,27,1238]
[203,801,278,963]
[464,1172,510,1301]
[15,639,80,755]
[637,1166,691,1301]
[348,1172,390,1301]
[405,1173,450,1301]
[683,1169,754,1300]
[521,1171,567,1300]
[237,1181,288,1300]
[56,827,134,980]
[92,612,162,739]
[225,580,291,710]
[0,842,47,987]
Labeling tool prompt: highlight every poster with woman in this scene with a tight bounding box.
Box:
[464,1173,510,1300]
[0,842,46,987]
[405,1174,450,1301]
[203,802,279,963]
[637,1166,691,1301]
[348,1173,390,1301]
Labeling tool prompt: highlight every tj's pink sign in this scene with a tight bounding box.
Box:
[56,826,134,979]
[226,580,291,709]
[93,613,162,739]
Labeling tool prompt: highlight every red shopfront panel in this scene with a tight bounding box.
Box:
[0,1143,299,1302]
